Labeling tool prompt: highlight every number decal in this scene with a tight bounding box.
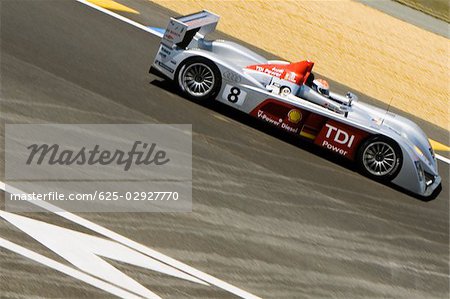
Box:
[227,87,241,103]
[222,84,247,106]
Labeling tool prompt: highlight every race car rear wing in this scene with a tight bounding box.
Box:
[162,10,219,49]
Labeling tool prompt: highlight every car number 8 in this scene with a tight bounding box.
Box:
[227,87,241,103]
[222,84,247,105]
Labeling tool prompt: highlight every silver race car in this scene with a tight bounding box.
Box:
[150,11,441,198]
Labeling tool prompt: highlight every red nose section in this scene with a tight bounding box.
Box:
[246,60,314,85]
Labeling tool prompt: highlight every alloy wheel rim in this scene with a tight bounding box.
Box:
[182,63,215,97]
[362,141,397,176]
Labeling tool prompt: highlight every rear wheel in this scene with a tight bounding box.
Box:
[357,136,402,181]
[176,57,221,102]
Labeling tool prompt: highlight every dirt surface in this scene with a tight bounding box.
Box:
[150,0,450,132]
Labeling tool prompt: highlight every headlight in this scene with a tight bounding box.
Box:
[414,161,424,182]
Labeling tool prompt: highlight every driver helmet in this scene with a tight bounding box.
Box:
[312,79,330,97]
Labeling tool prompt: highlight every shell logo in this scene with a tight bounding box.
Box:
[288,109,302,124]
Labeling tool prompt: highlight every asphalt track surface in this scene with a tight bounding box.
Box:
[0,1,449,298]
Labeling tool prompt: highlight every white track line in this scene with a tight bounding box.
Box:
[436,154,450,165]
[76,0,163,37]
[0,237,143,299]
[0,181,261,299]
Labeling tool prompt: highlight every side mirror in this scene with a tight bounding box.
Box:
[346,92,358,105]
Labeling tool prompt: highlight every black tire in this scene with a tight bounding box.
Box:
[356,135,402,181]
[175,57,221,102]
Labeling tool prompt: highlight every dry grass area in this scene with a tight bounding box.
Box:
[151,0,449,131]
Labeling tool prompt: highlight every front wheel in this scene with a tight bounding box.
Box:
[176,57,221,102]
[356,136,402,181]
